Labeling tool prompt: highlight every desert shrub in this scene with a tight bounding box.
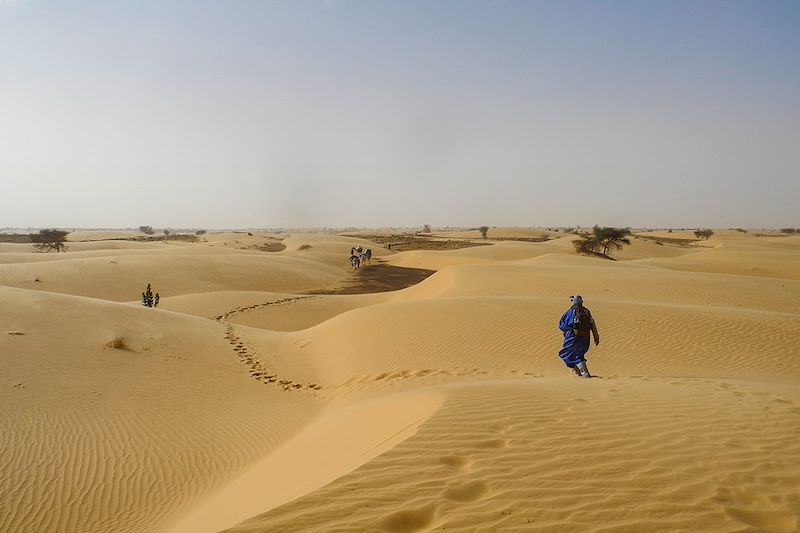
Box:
[139,226,154,235]
[694,229,714,240]
[422,224,431,233]
[163,229,171,236]
[298,244,312,250]
[256,242,286,252]
[195,230,207,235]
[667,229,673,233]
[780,228,798,234]
[105,336,128,350]
[478,226,489,239]
[141,283,160,307]
[31,229,68,253]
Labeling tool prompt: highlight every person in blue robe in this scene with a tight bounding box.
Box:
[558,295,600,378]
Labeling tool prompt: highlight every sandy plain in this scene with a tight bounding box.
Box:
[1,228,798,533]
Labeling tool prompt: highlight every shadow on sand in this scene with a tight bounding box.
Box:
[310,262,436,295]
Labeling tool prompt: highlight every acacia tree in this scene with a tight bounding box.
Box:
[694,228,714,240]
[573,234,600,254]
[139,225,154,235]
[573,226,631,257]
[478,226,489,239]
[595,226,632,255]
[31,229,69,253]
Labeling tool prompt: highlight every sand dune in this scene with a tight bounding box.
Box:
[637,235,800,280]
[227,378,800,533]
[0,286,319,533]
[1,230,798,532]
[168,389,444,533]
[0,251,346,301]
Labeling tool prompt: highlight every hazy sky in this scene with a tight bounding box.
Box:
[1,0,798,229]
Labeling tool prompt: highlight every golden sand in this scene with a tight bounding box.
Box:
[1,230,798,532]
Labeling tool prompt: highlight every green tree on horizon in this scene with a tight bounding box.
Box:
[31,229,68,253]
[573,226,632,258]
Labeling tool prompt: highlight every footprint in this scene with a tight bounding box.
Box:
[716,488,797,533]
[443,480,489,503]
[378,503,438,533]
[724,506,796,533]
[475,438,508,449]
[439,455,470,470]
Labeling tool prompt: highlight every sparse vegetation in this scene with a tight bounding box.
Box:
[195,230,207,235]
[478,226,489,239]
[694,229,714,240]
[254,242,286,252]
[780,228,798,234]
[573,226,632,258]
[141,284,160,308]
[163,229,171,236]
[139,226,154,235]
[31,229,68,253]
[348,233,490,252]
[422,224,431,233]
[104,336,128,350]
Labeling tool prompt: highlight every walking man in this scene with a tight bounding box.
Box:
[558,295,600,378]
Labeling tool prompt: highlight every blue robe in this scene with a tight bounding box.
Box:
[558,307,592,367]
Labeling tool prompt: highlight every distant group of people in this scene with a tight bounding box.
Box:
[349,246,372,269]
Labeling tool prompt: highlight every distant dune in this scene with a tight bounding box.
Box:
[1,229,798,532]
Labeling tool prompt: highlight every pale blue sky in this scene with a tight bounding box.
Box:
[1,1,798,228]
